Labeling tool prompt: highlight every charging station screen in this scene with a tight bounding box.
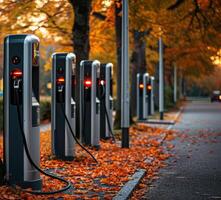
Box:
[32,42,39,67]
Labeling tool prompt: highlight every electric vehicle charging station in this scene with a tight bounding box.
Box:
[150,76,155,115]
[79,60,100,148]
[51,53,76,160]
[3,34,42,189]
[137,73,149,120]
[95,64,100,147]
[146,75,152,116]
[99,63,113,139]
[144,73,150,117]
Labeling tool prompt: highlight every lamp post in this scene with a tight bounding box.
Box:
[159,37,164,120]
[121,0,130,148]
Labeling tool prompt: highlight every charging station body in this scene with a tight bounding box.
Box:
[79,60,100,148]
[144,73,150,116]
[150,76,155,115]
[99,63,113,139]
[51,53,76,160]
[137,73,149,120]
[3,34,42,190]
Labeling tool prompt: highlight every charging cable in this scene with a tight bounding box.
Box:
[14,81,71,195]
[59,103,98,164]
[99,84,116,142]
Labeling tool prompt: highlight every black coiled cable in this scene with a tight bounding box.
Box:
[15,88,71,195]
[99,84,116,142]
[59,103,98,163]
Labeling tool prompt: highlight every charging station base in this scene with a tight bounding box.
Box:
[122,128,129,148]
[12,178,42,191]
[56,156,75,161]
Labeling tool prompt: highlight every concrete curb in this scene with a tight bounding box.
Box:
[138,119,175,125]
[113,169,146,200]
[174,106,183,123]
[138,106,184,125]
[113,120,176,200]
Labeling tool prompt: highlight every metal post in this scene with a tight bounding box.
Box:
[174,64,177,103]
[121,0,130,148]
[159,37,164,120]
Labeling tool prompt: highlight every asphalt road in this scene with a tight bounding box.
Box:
[144,100,221,200]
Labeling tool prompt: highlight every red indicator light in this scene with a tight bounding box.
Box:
[147,85,152,90]
[57,77,65,84]
[139,84,144,89]
[84,80,92,87]
[10,69,22,79]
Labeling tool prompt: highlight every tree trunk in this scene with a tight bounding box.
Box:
[113,0,122,129]
[69,0,92,137]
[178,70,183,99]
[70,0,91,64]
[130,30,147,117]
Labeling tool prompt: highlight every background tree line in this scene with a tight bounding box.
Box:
[0,0,221,127]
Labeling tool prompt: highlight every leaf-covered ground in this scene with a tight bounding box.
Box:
[0,124,175,199]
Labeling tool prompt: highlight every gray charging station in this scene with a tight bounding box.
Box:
[99,63,113,139]
[150,76,155,115]
[137,73,149,120]
[3,34,42,189]
[79,60,100,148]
[143,73,149,118]
[146,74,152,116]
[51,53,76,160]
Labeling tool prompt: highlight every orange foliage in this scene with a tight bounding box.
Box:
[0,124,175,199]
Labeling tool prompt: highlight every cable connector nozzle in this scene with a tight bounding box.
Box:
[58,85,64,93]
[13,79,22,89]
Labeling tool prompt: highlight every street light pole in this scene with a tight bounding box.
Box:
[159,37,164,120]
[121,0,130,148]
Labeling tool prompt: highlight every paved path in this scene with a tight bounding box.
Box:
[144,101,221,200]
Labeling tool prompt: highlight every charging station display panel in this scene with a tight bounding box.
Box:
[4,34,41,190]
[80,60,100,147]
[150,77,155,115]
[52,53,66,157]
[137,73,146,120]
[139,75,144,117]
[99,63,113,139]
[5,35,26,186]
[147,78,151,115]
[99,64,106,139]
[52,53,75,160]
[83,62,93,145]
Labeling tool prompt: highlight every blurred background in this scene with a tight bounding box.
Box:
[0,0,220,128]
